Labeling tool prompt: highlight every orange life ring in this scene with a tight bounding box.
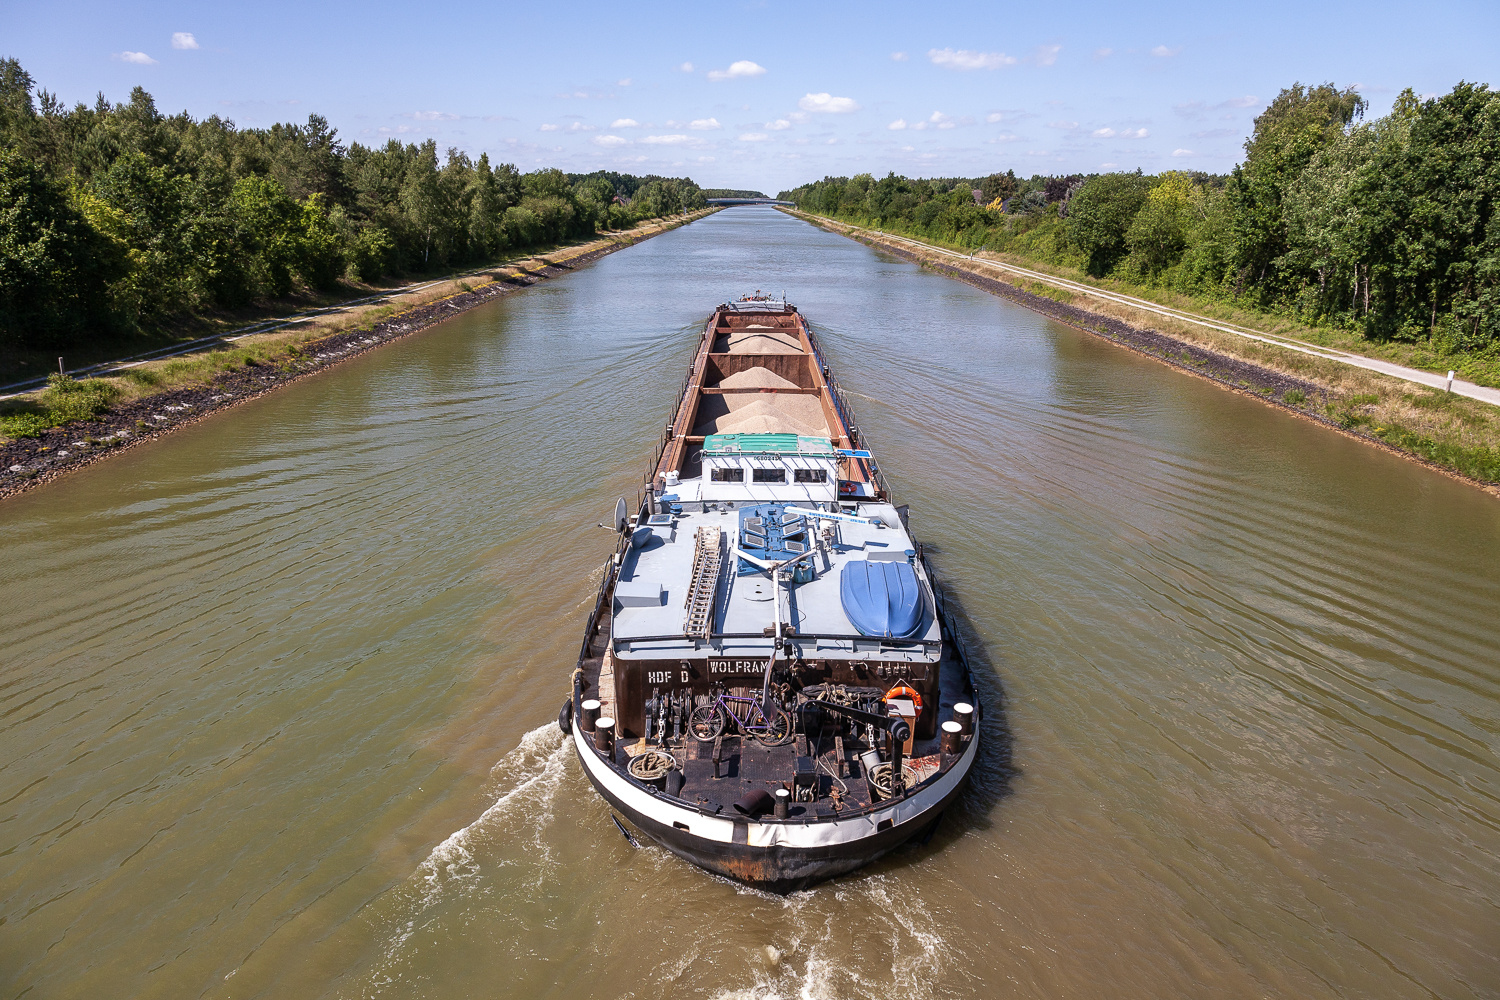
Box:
[883,684,923,713]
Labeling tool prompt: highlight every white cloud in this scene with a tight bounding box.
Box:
[928,48,1016,70]
[928,111,956,129]
[1120,127,1149,138]
[116,51,157,65]
[539,123,561,132]
[610,118,640,128]
[689,117,722,130]
[1190,128,1237,139]
[989,133,1021,143]
[696,156,716,163]
[408,110,460,121]
[678,62,694,72]
[1223,95,1260,108]
[1094,47,1113,59]
[798,92,859,114]
[1151,45,1180,58]
[1101,161,1118,168]
[707,60,766,81]
[568,122,596,131]
[766,119,791,130]
[1172,148,1194,157]
[1047,120,1078,129]
[593,134,628,146]
[891,51,909,62]
[738,132,770,142]
[170,32,198,50]
[617,78,632,86]
[985,112,1009,124]
[888,119,907,131]
[788,111,810,124]
[1092,127,1115,137]
[642,133,691,144]
[1033,44,1061,67]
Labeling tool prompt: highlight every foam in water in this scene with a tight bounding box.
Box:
[365,723,570,974]
[709,875,955,1000]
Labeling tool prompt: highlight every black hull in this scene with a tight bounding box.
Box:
[576,741,973,893]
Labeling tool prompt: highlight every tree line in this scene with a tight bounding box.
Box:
[0,58,706,350]
[780,81,1500,352]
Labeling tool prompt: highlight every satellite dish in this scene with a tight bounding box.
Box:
[614,497,629,533]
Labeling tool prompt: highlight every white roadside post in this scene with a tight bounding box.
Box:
[1448,370,1456,392]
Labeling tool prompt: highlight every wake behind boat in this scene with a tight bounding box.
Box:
[562,295,981,892]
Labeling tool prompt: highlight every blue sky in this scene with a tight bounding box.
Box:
[6,0,1498,193]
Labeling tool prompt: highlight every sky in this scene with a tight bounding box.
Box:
[6,0,1499,193]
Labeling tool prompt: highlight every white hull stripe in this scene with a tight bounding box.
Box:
[572,724,979,849]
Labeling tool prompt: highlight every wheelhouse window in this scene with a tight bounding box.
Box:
[794,469,828,484]
[752,468,786,483]
[710,467,744,482]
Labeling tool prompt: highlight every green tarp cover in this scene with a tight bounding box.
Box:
[703,433,834,455]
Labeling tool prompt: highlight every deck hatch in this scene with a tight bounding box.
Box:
[736,503,816,575]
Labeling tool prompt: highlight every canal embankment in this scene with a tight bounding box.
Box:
[787,209,1500,496]
[0,210,716,502]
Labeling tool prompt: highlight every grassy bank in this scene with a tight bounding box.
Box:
[792,210,1500,490]
[811,210,1500,391]
[1,211,713,446]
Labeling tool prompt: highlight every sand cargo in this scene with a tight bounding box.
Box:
[561,295,981,891]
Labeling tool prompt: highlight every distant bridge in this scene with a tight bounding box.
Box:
[706,197,794,206]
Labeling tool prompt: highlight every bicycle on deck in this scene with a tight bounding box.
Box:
[689,688,793,746]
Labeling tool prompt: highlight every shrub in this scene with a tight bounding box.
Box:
[41,373,118,423]
[0,411,51,438]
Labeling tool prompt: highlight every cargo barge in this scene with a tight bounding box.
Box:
[562,295,981,892]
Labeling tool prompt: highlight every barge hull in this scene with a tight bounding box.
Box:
[578,750,968,892]
[569,296,984,892]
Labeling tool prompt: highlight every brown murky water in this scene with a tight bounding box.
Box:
[3,208,1498,999]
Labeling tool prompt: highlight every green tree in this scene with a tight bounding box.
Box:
[230,173,304,297]
[0,57,37,149]
[1125,172,1200,278]
[1226,82,1365,296]
[0,149,122,345]
[1067,172,1152,275]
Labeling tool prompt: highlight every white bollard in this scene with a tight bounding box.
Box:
[1447,370,1456,392]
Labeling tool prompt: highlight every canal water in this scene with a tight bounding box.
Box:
[2,208,1497,1000]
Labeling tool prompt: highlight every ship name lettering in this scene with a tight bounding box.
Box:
[708,659,760,675]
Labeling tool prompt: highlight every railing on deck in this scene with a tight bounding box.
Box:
[802,324,893,499]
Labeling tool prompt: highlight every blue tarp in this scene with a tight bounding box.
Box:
[839,559,923,638]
